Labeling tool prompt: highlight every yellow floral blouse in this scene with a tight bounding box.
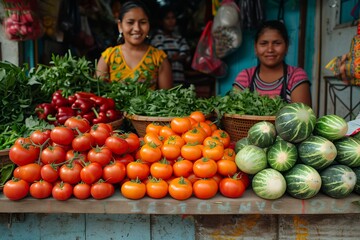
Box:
[101,45,167,89]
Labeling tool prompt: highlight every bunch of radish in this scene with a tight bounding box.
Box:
[3,9,43,41]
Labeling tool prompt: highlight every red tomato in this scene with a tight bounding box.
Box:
[41,164,59,183]
[87,146,112,167]
[13,166,20,178]
[193,158,218,178]
[90,124,111,146]
[9,141,40,166]
[40,145,66,164]
[72,132,95,152]
[30,180,53,199]
[146,178,168,199]
[216,159,238,177]
[193,178,218,199]
[59,162,83,185]
[3,178,30,200]
[120,133,140,153]
[161,143,181,160]
[18,163,42,183]
[80,162,103,185]
[170,117,192,134]
[73,182,91,200]
[105,134,129,155]
[168,177,193,200]
[114,153,134,166]
[52,181,73,201]
[102,162,126,184]
[121,179,146,200]
[139,142,162,163]
[237,171,250,188]
[64,116,91,134]
[30,129,51,145]
[173,159,193,178]
[126,161,150,180]
[219,175,246,198]
[150,160,173,180]
[91,181,115,199]
[212,130,231,148]
[66,150,87,164]
[50,126,75,146]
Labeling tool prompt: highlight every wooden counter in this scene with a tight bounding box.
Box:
[1,191,359,215]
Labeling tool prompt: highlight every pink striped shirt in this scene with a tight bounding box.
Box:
[233,65,310,103]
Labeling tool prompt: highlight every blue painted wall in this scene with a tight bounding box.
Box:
[217,0,316,96]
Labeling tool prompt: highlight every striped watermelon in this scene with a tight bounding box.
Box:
[275,102,316,143]
[267,139,297,172]
[333,137,360,167]
[235,145,267,174]
[298,135,337,170]
[313,114,348,141]
[252,168,287,200]
[234,137,249,153]
[353,167,360,194]
[320,164,357,198]
[247,121,276,148]
[354,132,360,141]
[284,164,322,199]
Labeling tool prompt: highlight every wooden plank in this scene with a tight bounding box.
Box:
[0,213,85,239]
[86,214,150,240]
[151,215,195,240]
[278,214,360,239]
[0,192,359,215]
[194,215,278,239]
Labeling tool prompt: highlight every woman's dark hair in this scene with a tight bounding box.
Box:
[117,0,151,43]
[255,20,289,46]
[119,0,151,21]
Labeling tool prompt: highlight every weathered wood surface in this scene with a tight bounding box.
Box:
[195,214,360,240]
[0,191,359,215]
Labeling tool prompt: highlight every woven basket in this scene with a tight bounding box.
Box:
[125,113,174,137]
[0,149,13,191]
[108,116,124,129]
[221,114,276,142]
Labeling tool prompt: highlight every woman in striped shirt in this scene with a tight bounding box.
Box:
[233,20,312,107]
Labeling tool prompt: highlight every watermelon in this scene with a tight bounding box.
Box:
[333,137,360,167]
[298,135,337,170]
[267,139,297,172]
[320,164,357,198]
[275,102,316,143]
[247,121,276,148]
[284,164,322,199]
[353,167,360,194]
[354,132,360,141]
[313,114,348,141]
[234,137,249,153]
[235,145,267,174]
[252,168,287,200]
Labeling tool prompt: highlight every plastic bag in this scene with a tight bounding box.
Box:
[2,0,43,41]
[325,23,360,86]
[191,21,227,77]
[211,1,242,58]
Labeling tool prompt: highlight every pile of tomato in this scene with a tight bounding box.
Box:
[3,111,249,201]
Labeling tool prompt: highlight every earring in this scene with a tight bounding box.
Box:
[118,32,123,39]
[146,35,150,39]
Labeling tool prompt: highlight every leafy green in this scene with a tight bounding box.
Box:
[0,163,15,187]
[0,61,44,130]
[125,84,215,117]
[214,88,288,117]
[29,51,108,98]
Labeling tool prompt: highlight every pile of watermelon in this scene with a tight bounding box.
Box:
[234,102,360,200]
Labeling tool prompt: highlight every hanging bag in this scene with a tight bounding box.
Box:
[211,0,242,58]
[191,21,227,77]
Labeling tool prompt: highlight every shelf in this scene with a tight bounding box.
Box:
[1,191,359,215]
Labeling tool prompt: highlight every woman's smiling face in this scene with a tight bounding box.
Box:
[255,28,288,68]
[119,7,150,46]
